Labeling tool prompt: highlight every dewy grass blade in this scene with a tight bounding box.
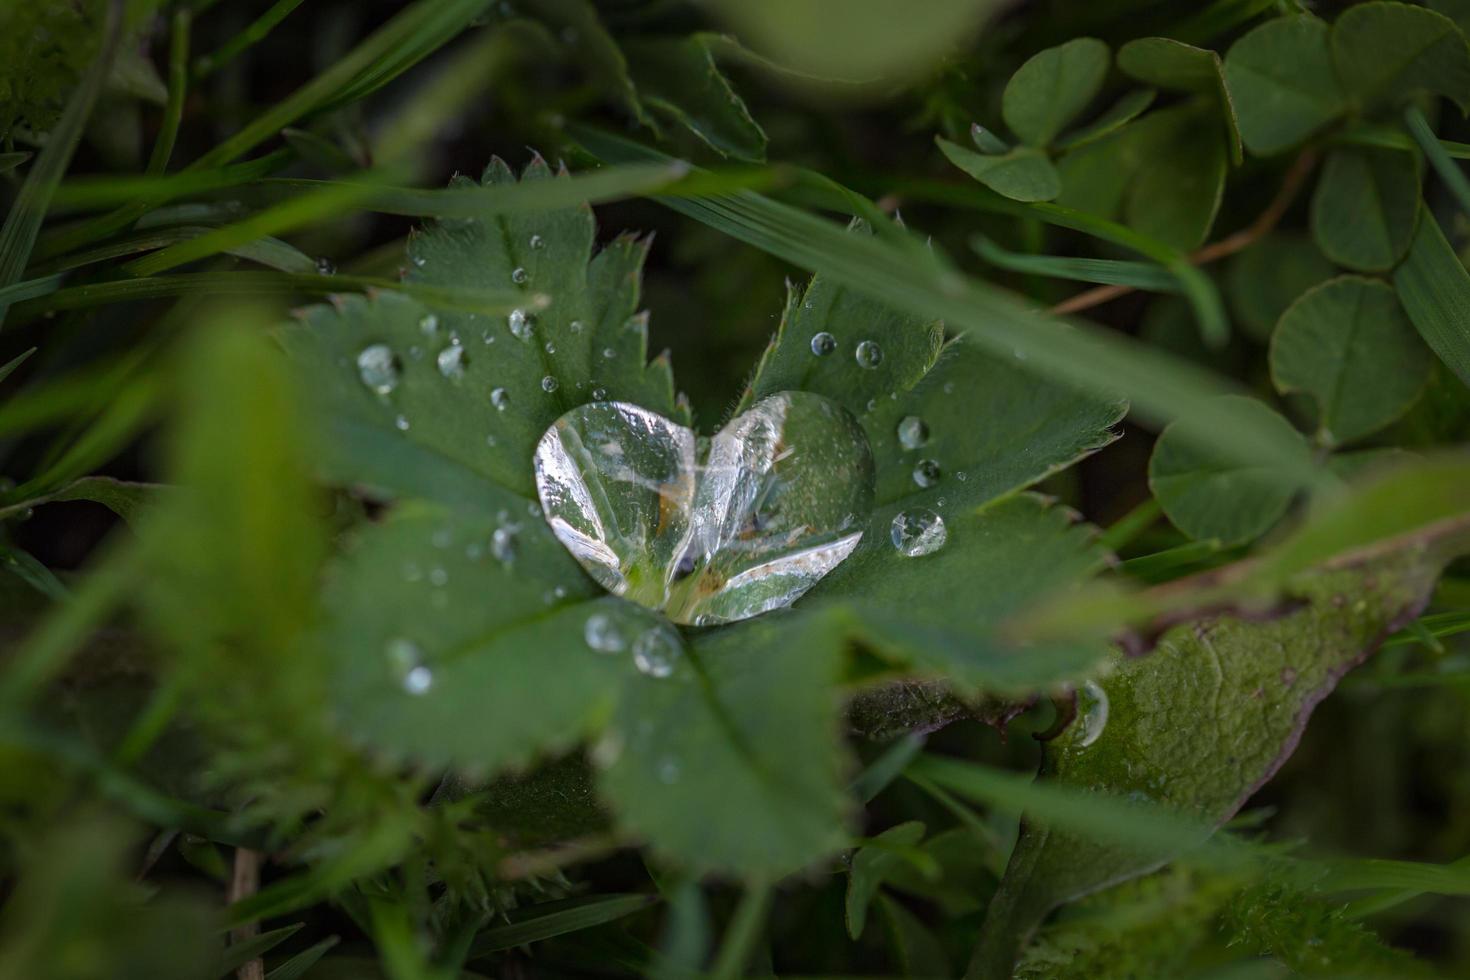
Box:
[971,234,1180,291]
[1405,105,1470,219]
[574,129,1318,484]
[0,0,124,327]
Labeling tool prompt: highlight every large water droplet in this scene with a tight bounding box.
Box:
[890,508,946,557]
[854,340,883,369]
[633,626,681,678]
[810,331,836,356]
[542,376,559,393]
[913,458,942,488]
[896,416,929,450]
[1075,680,1109,747]
[583,612,626,654]
[533,392,874,625]
[437,343,467,379]
[356,344,400,395]
[508,309,535,340]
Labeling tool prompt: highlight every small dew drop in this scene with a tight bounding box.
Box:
[1075,680,1109,748]
[511,266,529,284]
[602,347,617,360]
[569,319,585,334]
[315,256,336,275]
[809,331,837,356]
[386,638,432,695]
[401,561,423,582]
[913,458,942,488]
[657,757,681,784]
[418,313,439,334]
[544,340,557,354]
[491,387,510,411]
[394,414,411,431]
[541,375,559,393]
[436,343,467,379]
[890,508,947,558]
[591,386,608,400]
[491,524,519,564]
[356,344,400,395]
[508,308,536,340]
[429,566,448,587]
[896,416,929,450]
[854,340,883,369]
[633,627,681,679]
[583,613,626,654]
[529,233,545,250]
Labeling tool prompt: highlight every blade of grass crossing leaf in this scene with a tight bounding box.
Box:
[1393,206,1470,385]
[709,883,772,980]
[971,235,1179,291]
[467,894,658,955]
[0,0,123,326]
[1404,105,1470,219]
[194,0,305,77]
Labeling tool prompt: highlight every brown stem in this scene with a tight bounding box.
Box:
[1049,150,1320,317]
[228,848,265,980]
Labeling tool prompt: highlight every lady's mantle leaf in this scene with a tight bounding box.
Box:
[968,546,1453,978]
[1269,277,1432,447]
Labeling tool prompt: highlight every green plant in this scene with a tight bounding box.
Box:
[2,1,1470,978]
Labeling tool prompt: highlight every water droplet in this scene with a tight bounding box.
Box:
[657,756,681,784]
[854,340,883,369]
[544,340,557,354]
[591,386,607,400]
[583,613,626,653]
[529,233,545,250]
[1075,680,1109,748]
[633,627,681,678]
[411,254,426,268]
[491,387,510,411]
[896,416,929,450]
[541,376,559,393]
[386,638,433,695]
[401,561,422,582]
[602,347,617,360]
[491,523,518,564]
[429,566,448,586]
[891,509,946,557]
[913,458,942,488]
[432,528,452,548]
[533,392,873,625]
[511,266,528,284]
[408,345,424,361]
[508,309,535,340]
[810,331,836,356]
[436,343,467,379]
[394,414,410,431]
[465,541,484,560]
[485,434,498,447]
[569,320,585,334]
[315,256,336,275]
[356,344,400,395]
[418,313,439,334]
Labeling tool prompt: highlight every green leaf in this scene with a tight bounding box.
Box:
[971,235,1178,291]
[1224,15,1344,156]
[280,158,683,514]
[846,821,927,939]
[1125,109,1229,250]
[1055,89,1157,150]
[1269,276,1432,447]
[598,611,849,876]
[1149,395,1313,546]
[1117,37,1242,163]
[467,894,657,956]
[969,548,1452,978]
[624,37,768,161]
[936,139,1062,203]
[1002,38,1111,147]
[1428,0,1470,34]
[878,894,951,979]
[1331,1,1470,113]
[1310,146,1421,272]
[1223,233,1336,343]
[1394,204,1470,387]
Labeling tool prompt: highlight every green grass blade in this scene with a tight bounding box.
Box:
[709,884,772,980]
[1404,105,1470,219]
[971,234,1180,291]
[1394,206,1470,385]
[145,10,191,176]
[467,894,658,955]
[0,0,124,326]
[193,0,306,77]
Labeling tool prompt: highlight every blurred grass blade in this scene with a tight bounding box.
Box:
[50,150,295,213]
[194,0,305,77]
[0,152,31,175]
[1319,857,1470,898]
[146,10,191,177]
[218,923,306,976]
[850,733,926,803]
[467,895,658,956]
[971,234,1179,291]
[0,0,123,326]
[709,884,772,980]
[0,545,71,602]
[1405,105,1470,218]
[0,347,36,385]
[264,936,339,980]
[1393,206,1470,385]
[10,378,161,501]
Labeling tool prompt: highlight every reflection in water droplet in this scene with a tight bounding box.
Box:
[491,387,510,411]
[891,508,946,557]
[508,309,535,340]
[633,627,681,678]
[855,340,883,368]
[583,612,626,653]
[436,343,467,379]
[542,376,559,393]
[356,344,400,395]
[913,458,942,488]
[419,313,439,334]
[533,392,874,625]
[1075,679,1109,747]
[897,415,929,450]
[810,331,836,356]
[511,266,528,284]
